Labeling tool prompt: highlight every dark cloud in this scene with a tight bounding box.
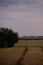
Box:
[0,0,43,5]
[0,0,43,9]
[0,0,30,4]
[0,0,8,3]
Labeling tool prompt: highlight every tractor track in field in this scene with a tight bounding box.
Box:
[15,47,28,65]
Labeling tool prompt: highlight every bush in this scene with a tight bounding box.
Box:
[0,28,19,48]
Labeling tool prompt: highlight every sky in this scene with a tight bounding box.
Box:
[0,0,43,36]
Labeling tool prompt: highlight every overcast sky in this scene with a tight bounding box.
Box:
[0,0,43,36]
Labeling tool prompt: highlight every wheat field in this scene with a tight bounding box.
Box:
[0,40,43,65]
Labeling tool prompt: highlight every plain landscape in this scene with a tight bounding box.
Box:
[0,40,43,65]
[0,0,43,65]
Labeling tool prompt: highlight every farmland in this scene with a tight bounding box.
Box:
[0,40,43,65]
[15,40,43,46]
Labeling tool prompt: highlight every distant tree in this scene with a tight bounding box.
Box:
[0,28,19,48]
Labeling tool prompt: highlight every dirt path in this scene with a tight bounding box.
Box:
[0,47,43,65]
[23,47,43,65]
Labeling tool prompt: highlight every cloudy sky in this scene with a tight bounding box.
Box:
[0,0,43,36]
